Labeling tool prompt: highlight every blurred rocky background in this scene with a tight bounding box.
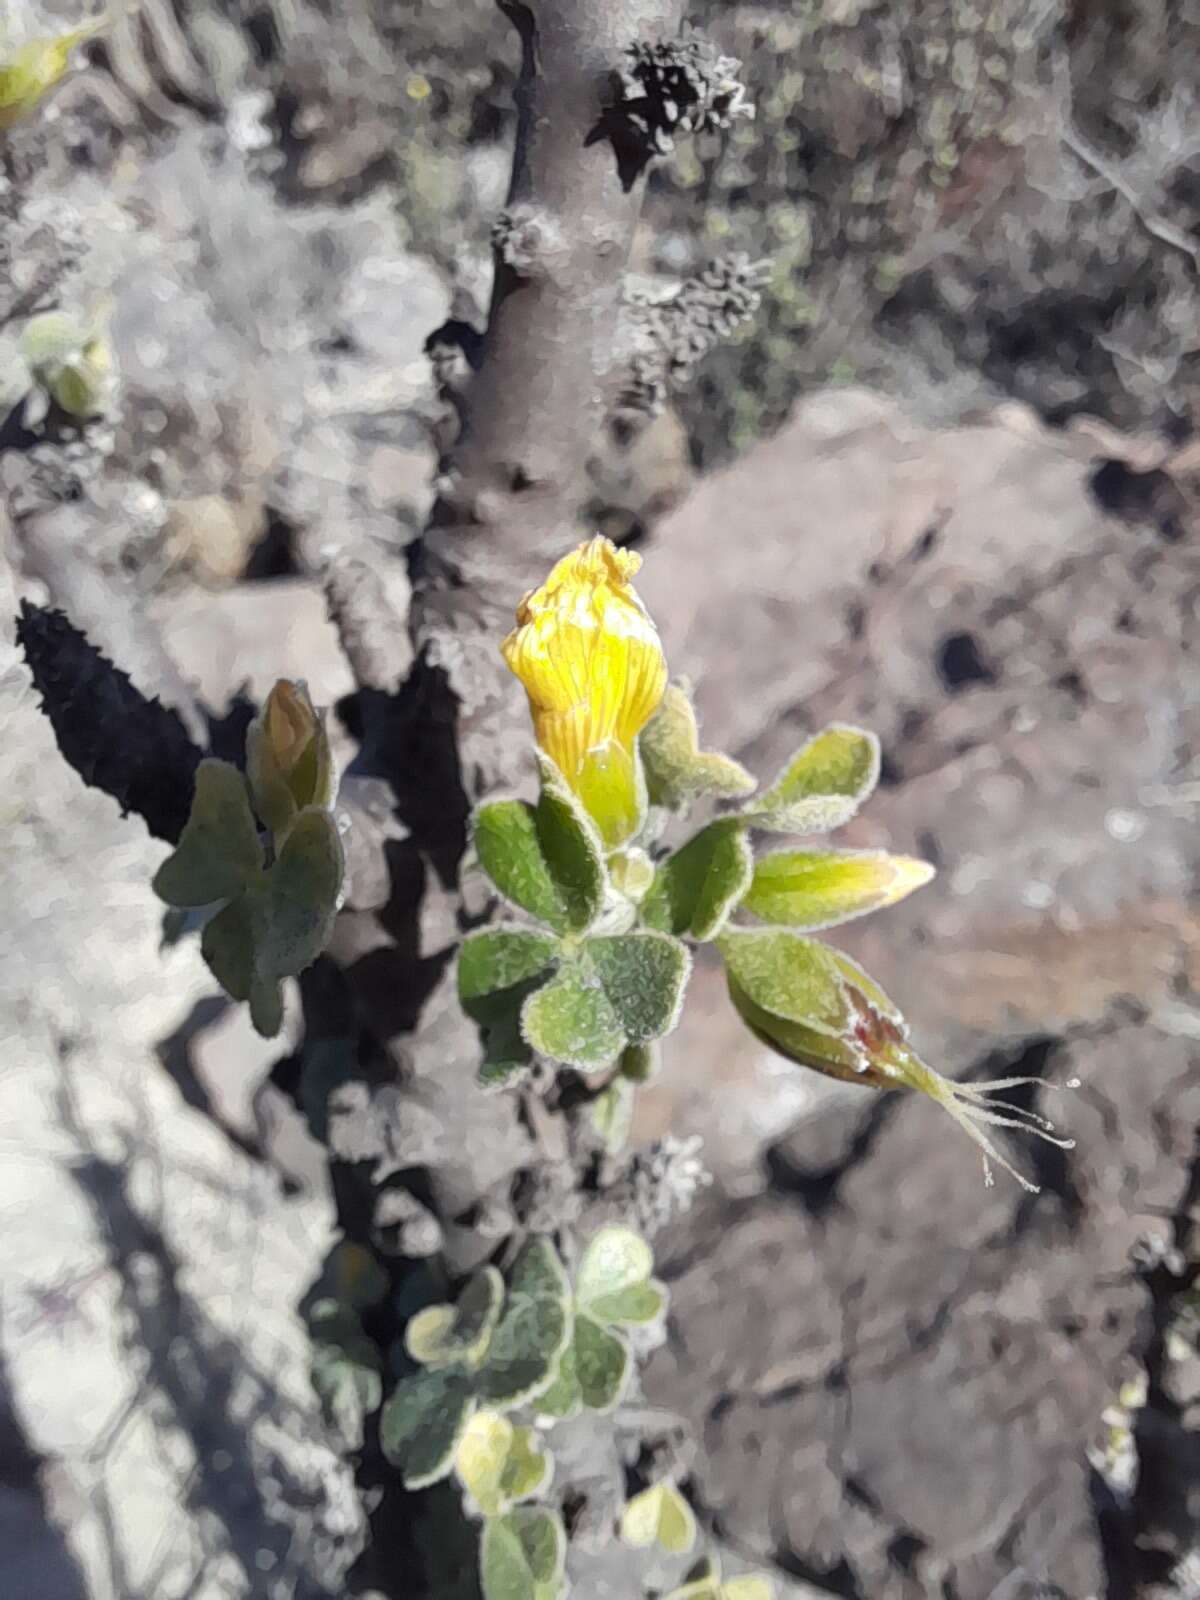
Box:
[2,1,1198,1598]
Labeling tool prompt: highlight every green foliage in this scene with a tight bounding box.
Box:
[380,1365,477,1490]
[640,683,756,810]
[307,1296,384,1452]
[480,1507,568,1600]
[620,1481,698,1554]
[537,1227,666,1419]
[152,685,344,1039]
[744,724,880,834]
[642,819,752,940]
[665,1556,777,1600]
[742,847,934,930]
[405,1266,505,1369]
[473,801,578,932]
[455,1411,553,1518]
[384,1241,572,1489]
[152,759,263,908]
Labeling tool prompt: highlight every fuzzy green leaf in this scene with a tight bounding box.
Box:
[480,1507,568,1600]
[152,758,263,908]
[640,683,756,811]
[473,801,572,931]
[520,955,625,1072]
[459,928,560,1008]
[455,1411,552,1518]
[743,848,934,931]
[201,895,256,1003]
[576,1225,654,1312]
[588,932,691,1043]
[642,820,753,941]
[573,1312,632,1412]
[255,806,344,977]
[745,725,880,835]
[380,1366,475,1490]
[405,1266,505,1369]
[476,1239,572,1409]
[620,1482,698,1554]
[534,1334,582,1421]
[534,752,607,932]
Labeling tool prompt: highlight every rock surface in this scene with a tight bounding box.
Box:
[635,390,1200,1598]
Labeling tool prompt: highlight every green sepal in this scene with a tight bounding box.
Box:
[379,1366,476,1490]
[476,1238,572,1410]
[152,758,263,908]
[534,752,607,932]
[742,847,934,931]
[480,1507,568,1600]
[743,724,880,834]
[619,1481,698,1554]
[640,682,756,811]
[642,819,752,941]
[405,1265,505,1370]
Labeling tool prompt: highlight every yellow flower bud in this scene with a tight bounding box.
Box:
[501,536,667,849]
[246,679,335,838]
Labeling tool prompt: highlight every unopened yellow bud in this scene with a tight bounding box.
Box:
[501,536,667,849]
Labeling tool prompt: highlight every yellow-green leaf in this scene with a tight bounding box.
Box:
[641,683,756,810]
[746,725,880,835]
[620,1482,697,1554]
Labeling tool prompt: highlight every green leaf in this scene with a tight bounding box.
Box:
[640,683,756,811]
[588,1077,635,1152]
[480,1508,568,1600]
[310,1343,383,1451]
[520,954,625,1072]
[588,932,691,1043]
[745,725,880,835]
[534,752,607,932]
[459,927,559,1087]
[476,1239,572,1409]
[573,1312,631,1412]
[152,759,263,908]
[380,1366,475,1490]
[576,1225,654,1312]
[742,848,934,931]
[456,1411,552,1518]
[587,1279,666,1325]
[255,806,344,978]
[533,1334,582,1421]
[666,1565,777,1600]
[405,1266,505,1369]
[201,894,256,1002]
[620,1482,697,1554]
[715,927,856,1036]
[459,928,560,1008]
[473,801,572,931]
[642,820,752,941]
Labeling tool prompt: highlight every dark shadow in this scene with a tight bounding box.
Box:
[0,1342,88,1600]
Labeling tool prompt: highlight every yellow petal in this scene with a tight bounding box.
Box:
[501,536,666,847]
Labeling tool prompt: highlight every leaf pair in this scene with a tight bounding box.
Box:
[381,1241,570,1490]
[459,925,690,1079]
[665,1557,776,1600]
[537,1226,667,1419]
[153,759,344,1037]
[620,1482,697,1555]
[456,1411,552,1519]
